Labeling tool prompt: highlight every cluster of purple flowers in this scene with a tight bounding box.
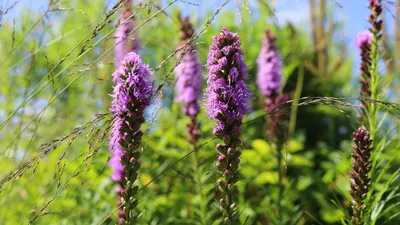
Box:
[349,1,381,223]
[205,27,250,222]
[205,28,251,137]
[256,30,282,97]
[350,127,373,225]
[109,52,153,223]
[367,0,383,35]
[355,30,372,124]
[174,50,202,116]
[174,16,202,144]
[107,3,380,224]
[256,29,289,145]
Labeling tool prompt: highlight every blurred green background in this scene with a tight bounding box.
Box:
[0,0,399,224]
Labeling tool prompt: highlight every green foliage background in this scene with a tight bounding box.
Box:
[0,0,399,224]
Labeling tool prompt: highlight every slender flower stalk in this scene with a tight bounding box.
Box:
[175,16,205,223]
[114,1,140,69]
[257,29,289,145]
[349,3,381,224]
[256,29,282,97]
[175,16,202,144]
[257,29,289,222]
[356,30,373,126]
[109,52,153,224]
[366,0,382,138]
[265,95,289,224]
[205,28,251,223]
[350,127,373,225]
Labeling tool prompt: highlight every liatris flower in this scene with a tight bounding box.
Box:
[256,29,282,97]
[356,31,373,124]
[367,0,383,37]
[350,127,373,225]
[114,4,140,69]
[175,16,202,144]
[109,52,153,224]
[205,28,250,223]
[256,30,288,222]
[256,29,288,144]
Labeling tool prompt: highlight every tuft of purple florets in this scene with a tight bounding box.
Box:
[109,52,153,224]
[109,52,152,181]
[114,8,140,69]
[356,30,373,125]
[175,48,202,116]
[350,127,373,225]
[205,27,250,223]
[175,50,202,116]
[206,28,251,137]
[256,30,282,97]
[367,0,383,36]
[175,16,202,144]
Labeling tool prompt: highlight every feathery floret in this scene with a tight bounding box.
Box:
[205,27,250,223]
[109,52,153,224]
[256,30,282,97]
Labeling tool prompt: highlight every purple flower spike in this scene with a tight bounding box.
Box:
[255,30,289,145]
[367,0,383,35]
[356,30,373,125]
[109,51,153,223]
[206,28,251,136]
[350,127,373,225]
[114,5,140,69]
[175,16,202,145]
[256,30,282,97]
[205,27,250,222]
[174,48,202,115]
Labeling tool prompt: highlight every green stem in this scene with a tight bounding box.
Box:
[277,143,283,224]
[369,34,379,141]
[191,143,207,225]
[366,3,382,219]
[288,64,304,139]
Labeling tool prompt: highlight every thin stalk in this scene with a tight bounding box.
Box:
[317,0,327,77]
[368,29,379,142]
[191,143,207,225]
[381,13,395,73]
[396,0,400,72]
[288,64,304,139]
[365,1,383,219]
[396,0,400,129]
[309,0,317,50]
[277,142,283,224]
[187,114,206,224]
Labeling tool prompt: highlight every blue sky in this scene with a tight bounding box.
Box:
[1,0,397,73]
[2,0,396,39]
